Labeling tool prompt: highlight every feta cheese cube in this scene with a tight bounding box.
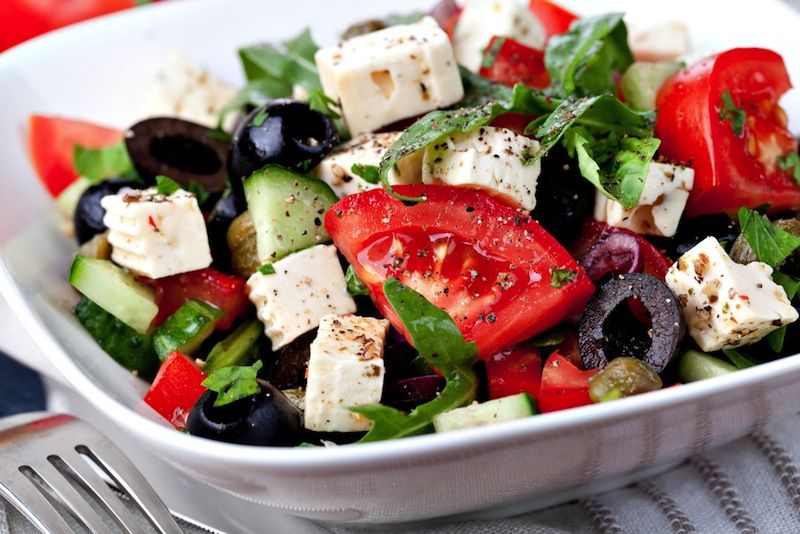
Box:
[246,245,356,350]
[102,188,211,279]
[665,237,798,352]
[422,126,540,210]
[139,52,237,130]
[594,162,694,237]
[453,0,546,72]
[304,314,389,432]
[315,16,464,135]
[629,21,692,62]
[311,132,423,197]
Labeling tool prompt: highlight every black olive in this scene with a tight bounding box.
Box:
[649,214,738,260]
[382,375,445,411]
[206,193,246,272]
[186,382,302,446]
[270,331,315,390]
[579,273,685,373]
[227,99,338,192]
[125,118,229,192]
[73,178,139,244]
[531,146,595,243]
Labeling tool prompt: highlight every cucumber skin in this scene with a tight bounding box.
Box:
[679,350,737,382]
[433,393,536,433]
[75,298,158,380]
[204,319,262,374]
[153,300,222,360]
[621,61,682,111]
[244,165,339,264]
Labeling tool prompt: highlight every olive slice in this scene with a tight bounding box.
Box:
[125,117,229,192]
[579,273,685,373]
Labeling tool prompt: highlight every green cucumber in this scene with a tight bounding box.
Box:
[679,350,737,382]
[621,61,683,111]
[204,319,262,374]
[243,165,338,264]
[69,256,158,334]
[75,298,158,379]
[432,393,536,433]
[56,177,92,217]
[153,300,222,360]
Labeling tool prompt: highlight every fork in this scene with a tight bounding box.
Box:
[0,412,183,533]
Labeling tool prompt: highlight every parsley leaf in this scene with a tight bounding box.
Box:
[155,175,210,204]
[258,264,276,275]
[250,108,269,127]
[550,267,577,288]
[778,152,800,186]
[73,142,135,183]
[719,91,746,137]
[308,89,341,119]
[721,349,760,369]
[202,360,263,407]
[345,265,370,296]
[350,164,380,184]
[350,279,478,442]
[737,207,800,268]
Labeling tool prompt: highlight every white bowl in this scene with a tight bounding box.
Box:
[2,0,800,524]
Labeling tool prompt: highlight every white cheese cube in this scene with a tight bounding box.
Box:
[315,16,464,135]
[304,314,389,432]
[311,132,423,197]
[594,162,694,237]
[665,237,798,352]
[246,245,356,350]
[453,0,546,72]
[139,52,237,130]
[422,126,540,210]
[629,21,692,62]
[102,188,212,279]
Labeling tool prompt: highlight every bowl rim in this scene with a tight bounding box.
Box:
[2,0,800,471]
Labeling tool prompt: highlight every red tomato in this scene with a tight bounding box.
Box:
[144,268,250,330]
[143,351,206,429]
[490,113,538,136]
[28,115,122,196]
[1,0,139,51]
[486,343,542,400]
[325,185,595,359]
[538,352,598,413]
[655,48,800,217]
[479,37,551,89]
[429,0,462,40]
[554,328,582,369]
[528,0,579,40]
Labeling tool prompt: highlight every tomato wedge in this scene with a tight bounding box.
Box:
[28,115,122,196]
[479,36,551,89]
[143,351,206,429]
[655,48,800,217]
[528,0,579,40]
[325,185,595,359]
[486,343,543,400]
[538,352,598,413]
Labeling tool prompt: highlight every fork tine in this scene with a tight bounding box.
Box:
[29,461,114,534]
[77,442,183,534]
[57,451,140,534]
[0,478,74,534]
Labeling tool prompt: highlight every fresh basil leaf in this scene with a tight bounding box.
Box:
[545,13,633,97]
[202,360,263,407]
[721,349,760,369]
[345,265,369,296]
[737,207,800,268]
[251,108,269,127]
[73,142,134,183]
[308,89,341,119]
[350,164,380,184]
[155,175,182,196]
[384,11,425,25]
[258,264,276,275]
[550,268,577,288]
[767,326,788,353]
[773,271,800,301]
[240,29,320,89]
[458,66,515,108]
[529,327,566,347]
[218,78,292,127]
[185,182,210,205]
[778,152,800,186]
[351,278,478,442]
[719,91,746,137]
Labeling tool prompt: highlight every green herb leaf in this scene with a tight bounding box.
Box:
[184,182,210,205]
[345,265,370,296]
[545,13,633,97]
[481,37,506,69]
[384,11,425,25]
[457,66,516,108]
[721,349,760,369]
[218,78,293,127]
[202,360,263,407]
[350,164,380,184]
[351,279,478,442]
[250,108,269,127]
[778,152,800,186]
[737,207,800,268]
[529,327,566,347]
[719,91,746,137]
[258,264,276,275]
[773,271,800,301]
[308,89,341,119]
[73,142,134,183]
[550,267,577,288]
[767,326,788,353]
[155,175,182,196]
[239,28,320,89]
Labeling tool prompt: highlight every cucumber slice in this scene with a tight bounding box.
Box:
[153,300,222,360]
[679,350,737,382]
[204,319,262,373]
[75,298,158,379]
[56,177,92,217]
[243,165,338,264]
[621,61,683,111]
[433,393,536,433]
[69,256,158,334]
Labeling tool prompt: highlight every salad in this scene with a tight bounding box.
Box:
[30,0,800,447]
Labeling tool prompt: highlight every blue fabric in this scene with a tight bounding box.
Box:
[0,352,46,417]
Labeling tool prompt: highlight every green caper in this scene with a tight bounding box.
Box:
[588,357,662,403]
[227,211,261,278]
[730,218,800,265]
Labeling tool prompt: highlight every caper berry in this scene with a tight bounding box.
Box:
[588,357,662,403]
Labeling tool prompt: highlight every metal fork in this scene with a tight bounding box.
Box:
[0,412,183,534]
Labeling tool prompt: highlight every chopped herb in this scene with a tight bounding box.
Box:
[719,91,746,137]
[258,264,276,275]
[350,163,380,184]
[550,267,577,288]
[73,142,135,183]
[350,279,478,442]
[481,37,506,69]
[185,181,210,205]
[155,175,182,196]
[251,108,269,127]
[737,207,800,268]
[721,349,760,369]
[529,327,566,347]
[773,271,800,301]
[202,360,263,407]
[308,88,342,119]
[298,159,315,173]
[778,152,800,186]
[345,265,370,296]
